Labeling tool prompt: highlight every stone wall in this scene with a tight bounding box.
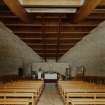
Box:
[59,21,105,77]
[0,22,43,77]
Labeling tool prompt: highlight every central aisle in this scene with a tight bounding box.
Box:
[37,83,64,105]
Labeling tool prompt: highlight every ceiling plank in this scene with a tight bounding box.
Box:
[5,23,97,27]
[3,0,30,22]
[74,0,102,23]
[21,0,83,7]
[99,0,105,6]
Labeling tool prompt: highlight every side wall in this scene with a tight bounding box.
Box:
[59,21,105,77]
[0,22,43,77]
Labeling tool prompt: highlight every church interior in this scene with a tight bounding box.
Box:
[0,0,105,105]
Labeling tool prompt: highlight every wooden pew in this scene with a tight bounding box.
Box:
[58,80,105,105]
[0,80,44,105]
[70,99,105,105]
[65,92,105,105]
[4,80,44,95]
[0,99,29,105]
[0,80,44,96]
[0,87,41,102]
[0,92,35,105]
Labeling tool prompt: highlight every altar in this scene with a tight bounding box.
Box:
[44,72,58,83]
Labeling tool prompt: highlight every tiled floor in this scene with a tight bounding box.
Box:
[37,83,64,105]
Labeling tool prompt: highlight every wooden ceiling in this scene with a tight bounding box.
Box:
[0,0,105,61]
[19,0,83,7]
